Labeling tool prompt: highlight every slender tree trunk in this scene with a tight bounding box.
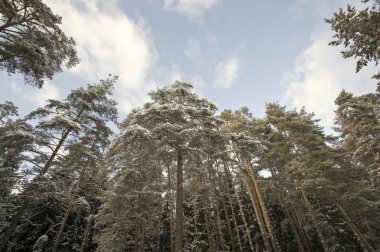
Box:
[284,208,306,252]
[204,205,216,251]
[291,210,312,252]
[223,175,243,252]
[241,170,272,252]
[79,214,94,252]
[156,198,163,252]
[336,204,374,252]
[52,204,73,252]
[224,161,255,252]
[175,149,184,252]
[221,193,235,252]
[269,170,310,252]
[53,168,86,251]
[167,166,174,252]
[231,144,272,252]
[214,199,225,251]
[207,163,225,251]
[139,224,146,252]
[235,187,256,252]
[244,157,280,252]
[299,185,329,252]
[214,164,242,252]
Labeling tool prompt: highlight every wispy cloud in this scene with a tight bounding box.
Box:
[281,27,375,133]
[45,0,157,114]
[184,38,201,59]
[164,0,219,19]
[215,56,240,88]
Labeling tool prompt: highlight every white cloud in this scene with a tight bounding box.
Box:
[7,78,59,108]
[164,0,219,19]
[25,82,60,107]
[45,0,157,114]
[184,38,201,59]
[215,56,240,88]
[281,27,375,134]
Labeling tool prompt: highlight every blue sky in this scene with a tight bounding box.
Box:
[0,0,377,134]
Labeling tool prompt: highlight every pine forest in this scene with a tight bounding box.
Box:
[0,0,379,251]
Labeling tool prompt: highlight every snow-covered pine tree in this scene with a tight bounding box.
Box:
[96,81,225,251]
[0,101,35,239]
[0,76,118,251]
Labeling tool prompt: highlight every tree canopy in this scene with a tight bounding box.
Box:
[0,0,79,88]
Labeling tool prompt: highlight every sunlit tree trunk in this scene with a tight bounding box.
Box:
[244,156,280,252]
[240,169,272,252]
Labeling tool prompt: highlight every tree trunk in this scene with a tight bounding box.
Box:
[156,198,163,252]
[223,174,243,252]
[244,157,280,252]
[269,170,311,252]
[207,163,226,251]
[215,164,242,252]
[52,204,73,252]
[167,166,175,252]
[175,149,184,252]
[336,204,374,252]
[80,214,94,252]
[224,161,255,252]
[300,185,329,252]
[241,170,272,252]
[204,205,216,251]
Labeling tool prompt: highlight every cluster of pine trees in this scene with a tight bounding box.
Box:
[0,0,379,251]
[0,80,379,251]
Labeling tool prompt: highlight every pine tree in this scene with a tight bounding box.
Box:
[0,76,118,251]
[0,0,79,87]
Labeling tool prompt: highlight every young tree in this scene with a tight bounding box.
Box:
[0,0,79,87]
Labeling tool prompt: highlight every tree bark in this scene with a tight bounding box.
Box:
[175,149,184,252]
[79,214,94,252]
[269,170,311,252]
[224,161,255,252]
[244,157,280,252]
[336,204,375,252]
[204,204,216,251]
[167,166,175,252]
[52,204,73,252]
[300,185,329,252]
[241,170,272,252]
